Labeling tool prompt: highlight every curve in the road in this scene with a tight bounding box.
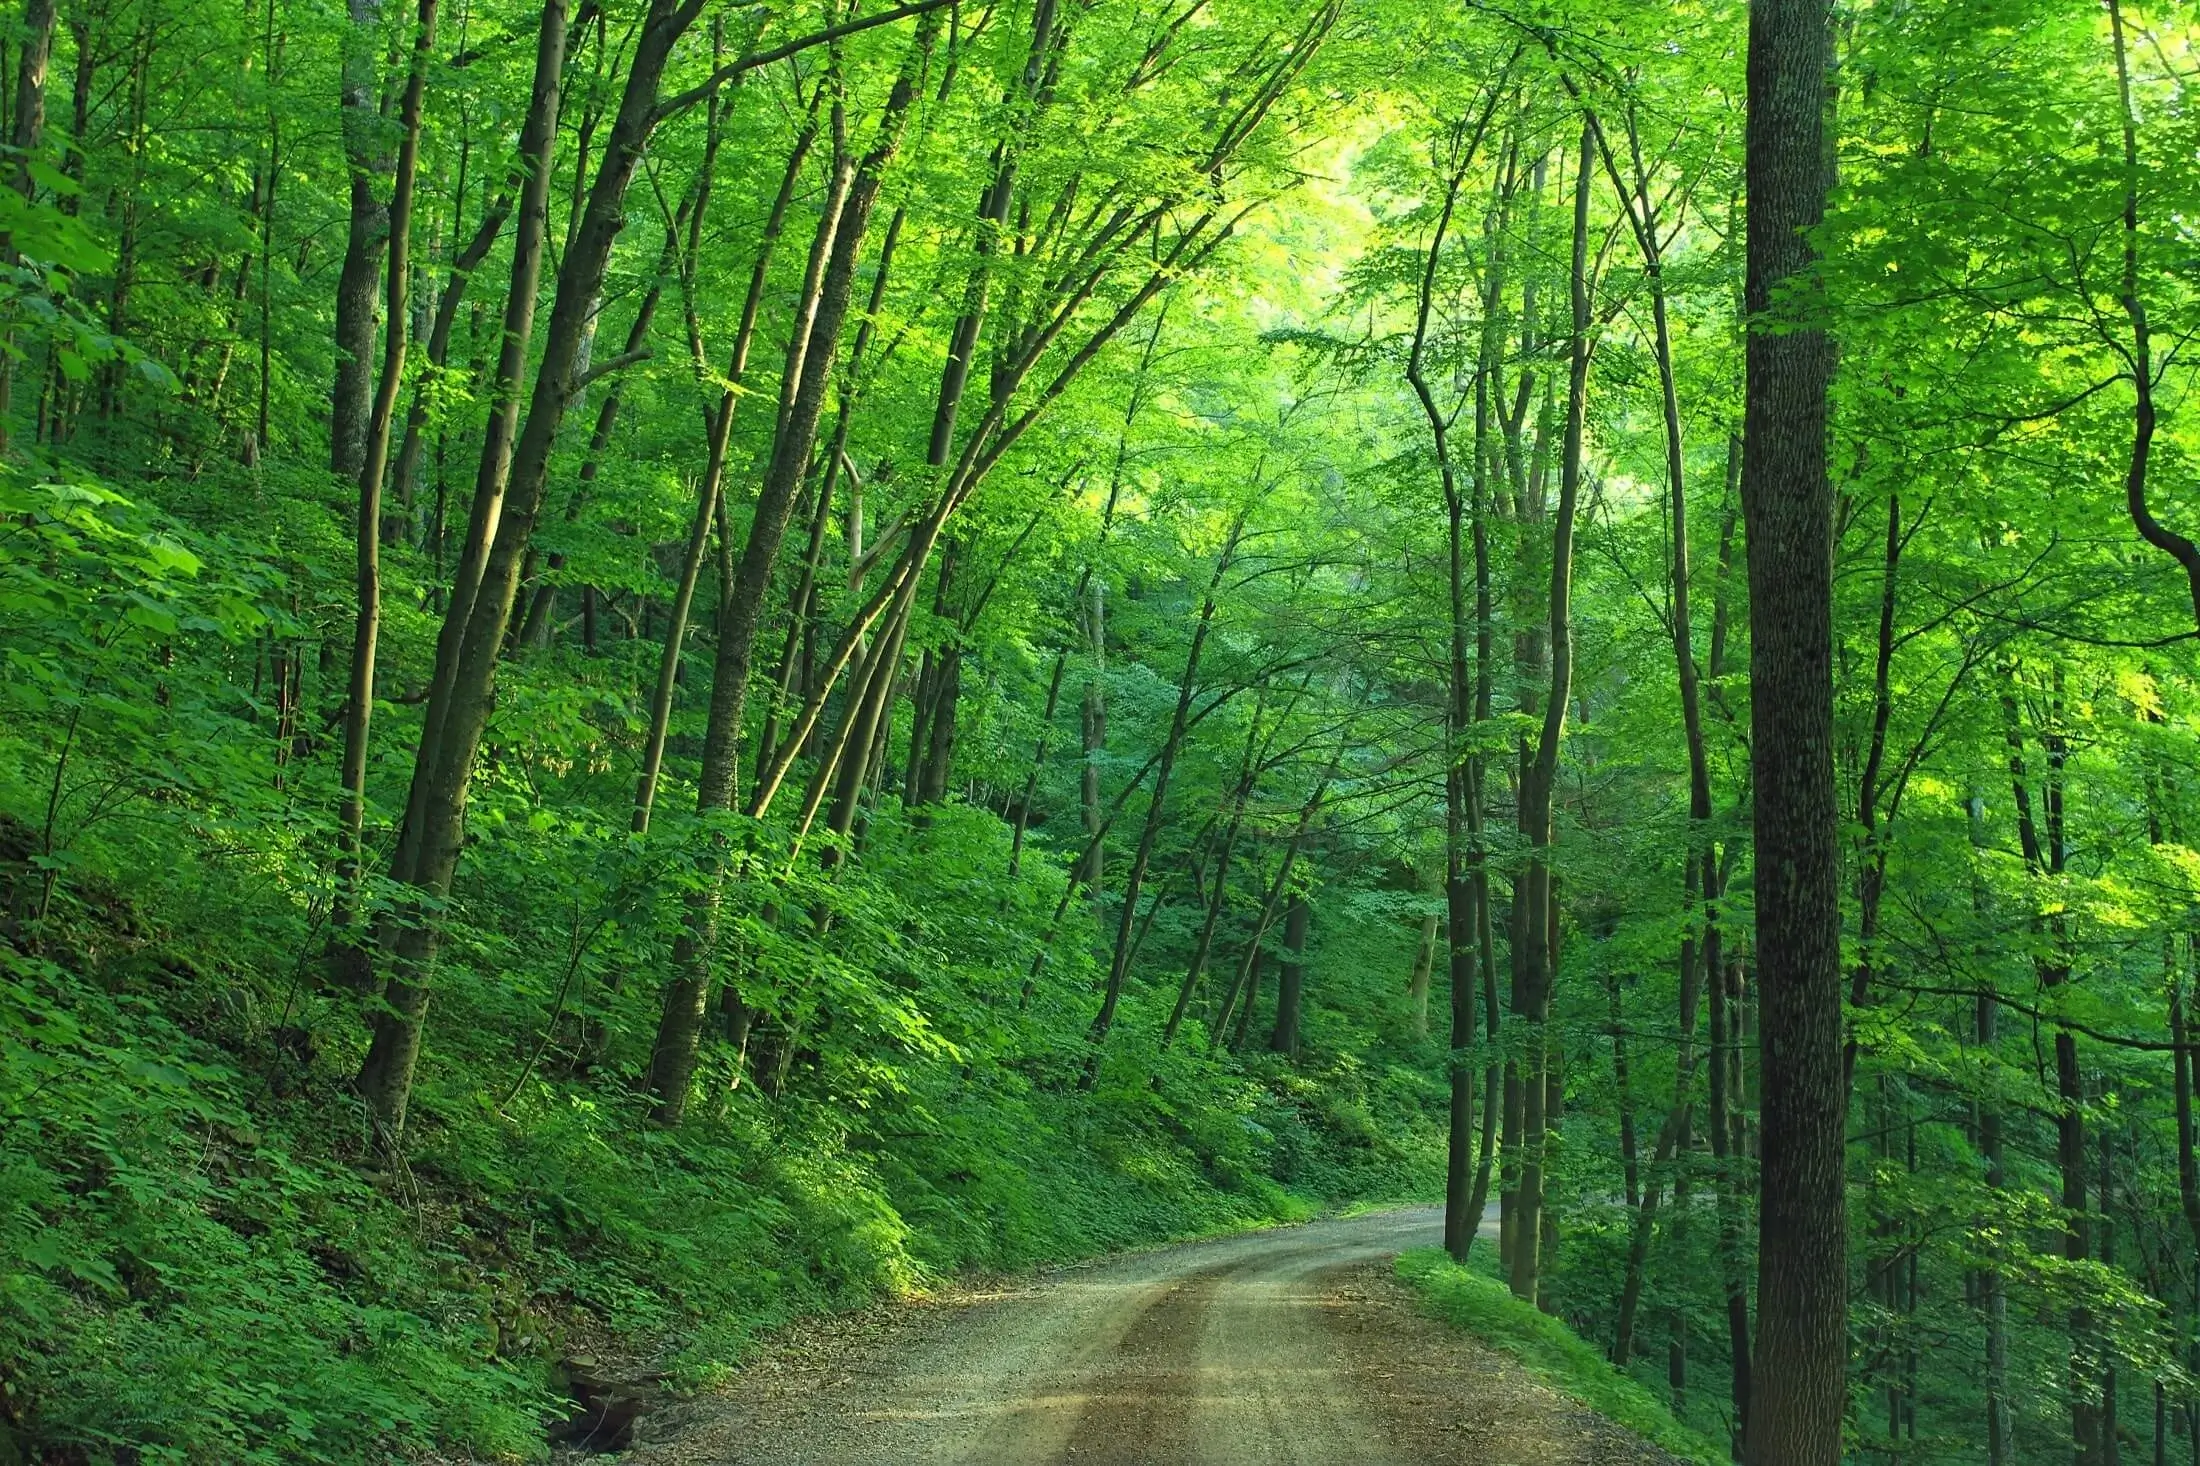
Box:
[634,1206,1675,1466]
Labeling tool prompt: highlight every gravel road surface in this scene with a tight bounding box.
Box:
[623,1206,1683,1466]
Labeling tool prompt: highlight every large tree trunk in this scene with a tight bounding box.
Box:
[1740,0,1846,1458]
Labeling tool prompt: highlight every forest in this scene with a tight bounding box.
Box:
[0,0,2196,1459]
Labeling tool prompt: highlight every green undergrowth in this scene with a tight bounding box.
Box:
[1394,1248,1724,1465]
[0,804,1440,1464]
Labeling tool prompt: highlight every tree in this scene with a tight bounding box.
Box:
[1739,0,1845,1460]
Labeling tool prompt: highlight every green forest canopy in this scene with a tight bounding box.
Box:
[0,0,2197,1461]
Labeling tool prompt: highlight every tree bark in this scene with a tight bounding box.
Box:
[1740,0,1846,1457]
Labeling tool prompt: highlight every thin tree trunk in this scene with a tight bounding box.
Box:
[1408,912,1437,1037]
[2007,677,2104,1464]
[1979,926,2013,1466]
[334,0,438,969]
[694,34,924,822]
[1086,515,1245,1063]
[2108,0,2200,632]
[630,112,813,831]
[7,0,56,197]
[391,186,513,531]
[1508,118,1592,1308]
[332,0,388,479]
[1161,719,1264,1047]
[1404,77,1509,1266]
[1210,757,1337,1047]
[1228,945,1266,1052]
[745,44,1298,834]
[754,200,902,783]
[363,0,716,1140]
[648,23,936,1123]
[1007,651,1067,879]
[0,0,57,447]
[1266,893,1311,1057]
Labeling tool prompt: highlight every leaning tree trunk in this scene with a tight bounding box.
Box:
[630,109,812,831]
[1210,754,1337,1045]
[355,0,569,1141]
[1162,702,1270,1048]
[1739,0,1845,1458]
[1086,516,1244,1063]
[646,20,936,1124]
[362,0,711,1140]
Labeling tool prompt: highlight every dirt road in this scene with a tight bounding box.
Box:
[625,1207,1680,1466]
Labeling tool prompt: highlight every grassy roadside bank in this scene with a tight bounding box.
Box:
[1394,1248,1726,1465]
